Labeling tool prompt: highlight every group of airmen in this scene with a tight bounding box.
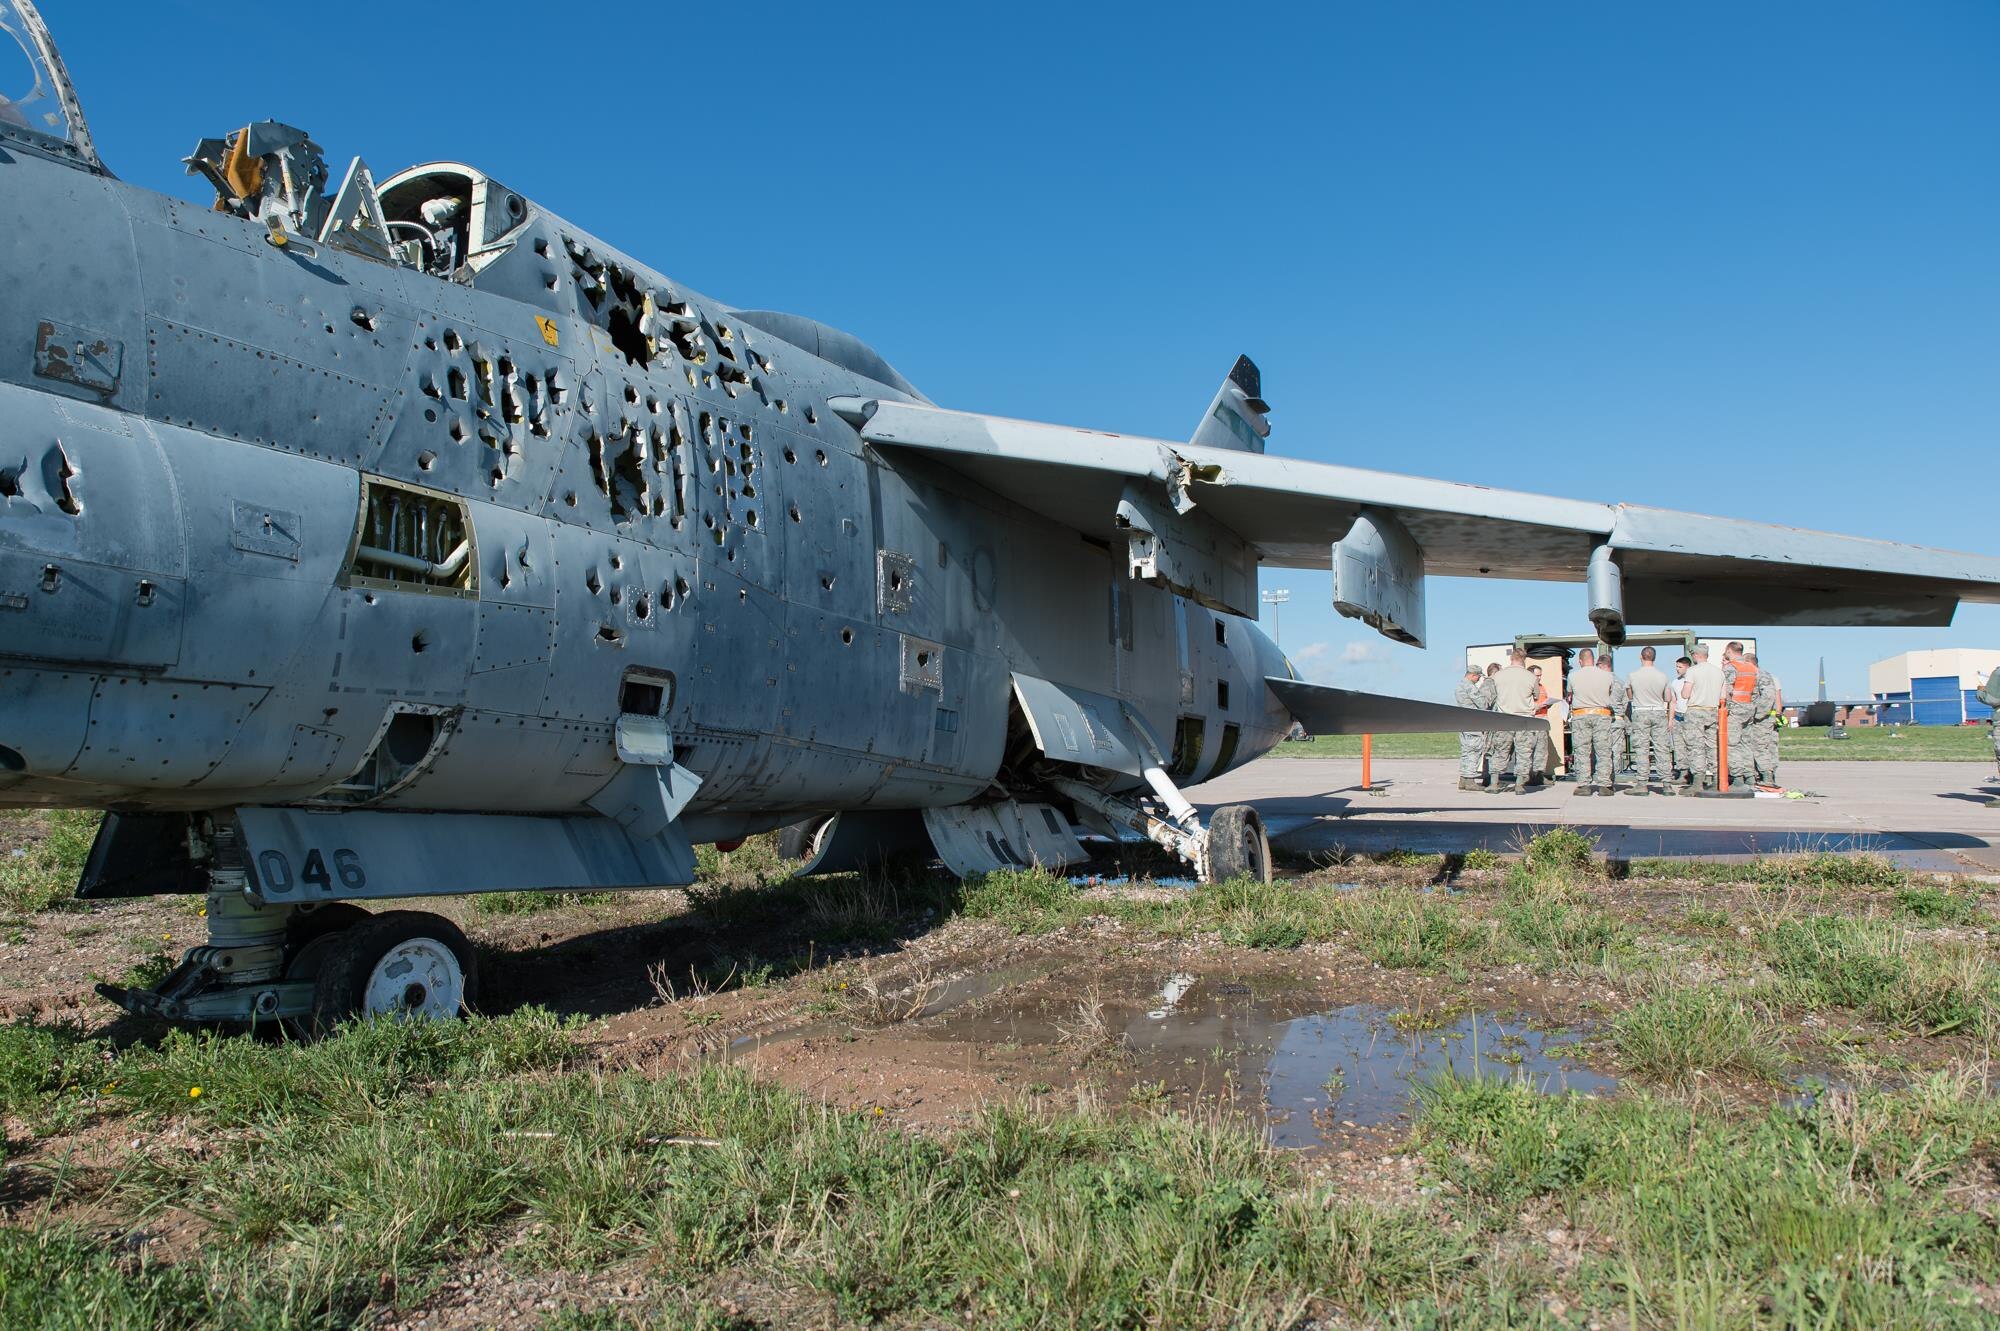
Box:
[1456,641,1783,795]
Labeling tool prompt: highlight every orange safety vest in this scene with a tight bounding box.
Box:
[1727,664,1757,704]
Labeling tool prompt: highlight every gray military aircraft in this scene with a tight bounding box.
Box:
[4,2,1998,1029]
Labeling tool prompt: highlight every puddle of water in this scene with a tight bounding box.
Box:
[931,967,1616,1150]
[728,960,1061,1056]
[723,959,1619,1151]
[1250,1006,1615,1147]
[911,961,1061,1020]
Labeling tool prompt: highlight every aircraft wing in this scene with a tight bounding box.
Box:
[1266,678,1548,736]
[836,396,2000,644]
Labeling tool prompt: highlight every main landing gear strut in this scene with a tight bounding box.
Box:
[1049,739,1271,884]
[96,822,475,1033]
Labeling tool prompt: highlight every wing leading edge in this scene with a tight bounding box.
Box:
[834,395,2000,642]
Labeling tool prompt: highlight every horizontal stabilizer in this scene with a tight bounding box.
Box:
[1266,676,1547,736]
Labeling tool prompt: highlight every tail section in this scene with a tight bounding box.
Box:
[1189,354,1270,453]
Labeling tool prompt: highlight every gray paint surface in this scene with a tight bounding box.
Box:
[0,5,1995,921]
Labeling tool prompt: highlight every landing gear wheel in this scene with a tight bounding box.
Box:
[309,910,476,1032]
[1204,805,1271,884]
[778,815,835,864]
[286,901,370,948]
[277,904,373,1039]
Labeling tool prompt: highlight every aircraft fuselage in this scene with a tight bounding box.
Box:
[0,147,1291,839]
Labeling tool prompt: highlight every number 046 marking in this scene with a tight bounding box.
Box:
[257,848,366,894]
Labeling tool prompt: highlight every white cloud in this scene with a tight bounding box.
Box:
[1340,641,1392,665]
[1291,642,1331,664]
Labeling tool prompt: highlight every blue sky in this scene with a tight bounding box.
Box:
[52,2,1999,701]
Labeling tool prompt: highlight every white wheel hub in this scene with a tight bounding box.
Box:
[361,937,464,1020]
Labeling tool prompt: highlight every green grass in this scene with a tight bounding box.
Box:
[1776,723,1995,761]
[1275,723,1996,761]
[1629,851,1908,890]
[0,810,100,913]
[1894,881,1987,926]
[1273,732,1461,759]
[1413,1064,2000,1329]
[473,889,615,916]
[1761,914,1996,1035]
[0,1020,111,1136]
[0,1228,215,1331]
[5,1014,1487,1329]
[1609,986,1783,1083]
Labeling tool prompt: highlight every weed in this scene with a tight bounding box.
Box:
[474,890,614,915]
[1518,826,1597,879]
[0,810,100,913]
[1684,904,1733,930]
[1895,881,1983,926]
[0,1021,110,1133]
[1762,915,1995,1034]
[1413,1064,2000,1328]
[1610,985,1782,1083]
[1058,989,1127,1062]
[1462,847,1503,871]
[1335,887,1493,970]
[961,867,1078,934]
[119,951,176,990]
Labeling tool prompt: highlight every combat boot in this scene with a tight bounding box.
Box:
[1598,784,1617,797]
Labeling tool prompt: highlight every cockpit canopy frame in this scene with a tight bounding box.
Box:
[0,0,103,171]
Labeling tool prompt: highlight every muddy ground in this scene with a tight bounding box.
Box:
[3,826,1997,1328]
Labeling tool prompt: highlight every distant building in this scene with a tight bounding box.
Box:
[1868,649,2000,725]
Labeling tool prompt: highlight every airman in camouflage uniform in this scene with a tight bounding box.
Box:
[1475,666,1497,784]
[1748,653,1780,785]
[1488,650,1542,793]
[1978,666,2000,808]
[1609,657,1630,778]
[1455,668,1489,791]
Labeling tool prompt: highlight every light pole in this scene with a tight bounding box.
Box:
[1260,588,1291,648]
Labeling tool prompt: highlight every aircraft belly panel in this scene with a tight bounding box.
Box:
[0,667,101,789]
[66,676,267,788]
[392,715,595,812]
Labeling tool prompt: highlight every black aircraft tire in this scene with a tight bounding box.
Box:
[308,910,478,1034]
[778,816,834,864]
[1205,806,1272,885]
[286,901,370,946]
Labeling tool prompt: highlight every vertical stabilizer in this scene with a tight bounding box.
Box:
[1189,354,1271,453]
